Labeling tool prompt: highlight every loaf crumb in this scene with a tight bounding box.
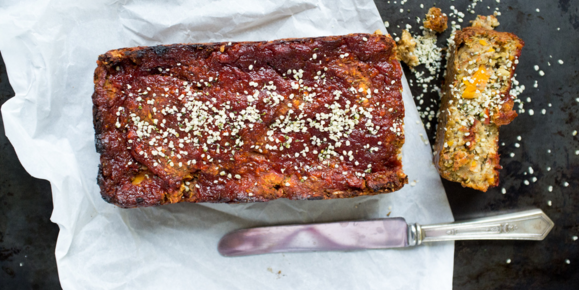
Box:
[471,15,500,30]
[396,30,419,67]
[424,7,448,33]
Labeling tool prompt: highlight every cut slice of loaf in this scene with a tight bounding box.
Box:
[434,27,524,191]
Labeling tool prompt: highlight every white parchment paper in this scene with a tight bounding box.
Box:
[0,0,455,289]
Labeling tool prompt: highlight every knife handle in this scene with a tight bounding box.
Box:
[408,209,554,245]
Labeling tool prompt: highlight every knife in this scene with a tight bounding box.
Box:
[218,209,554,257]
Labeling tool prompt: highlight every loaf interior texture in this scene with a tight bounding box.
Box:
[434,27,524,191]
[93,33,408,208]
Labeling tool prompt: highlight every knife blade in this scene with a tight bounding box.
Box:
[218,209,554,257]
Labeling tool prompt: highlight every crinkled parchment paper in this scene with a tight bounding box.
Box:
[0,0,454,289]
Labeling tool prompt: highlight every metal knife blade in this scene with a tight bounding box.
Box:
[218,218,409,257]
[218,209,554,257]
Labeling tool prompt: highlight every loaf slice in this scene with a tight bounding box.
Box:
[434,27,524,191]
[93,33,408,208]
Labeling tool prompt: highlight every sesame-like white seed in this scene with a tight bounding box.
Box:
[558,59,564,65]
[547,200,552,206]
[501,188,506,194]
[506,259,511,264]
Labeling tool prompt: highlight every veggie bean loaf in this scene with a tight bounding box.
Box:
[93,33,408,208]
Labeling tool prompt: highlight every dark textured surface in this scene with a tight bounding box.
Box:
[0,0,578,289]
[376,0,579,289]
[0,52,61,289]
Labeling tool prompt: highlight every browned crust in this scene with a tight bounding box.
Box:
[93,34,407,208]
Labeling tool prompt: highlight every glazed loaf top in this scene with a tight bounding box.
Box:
[93,33,407,208]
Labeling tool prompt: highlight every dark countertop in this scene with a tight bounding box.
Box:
[1,0,578,289]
